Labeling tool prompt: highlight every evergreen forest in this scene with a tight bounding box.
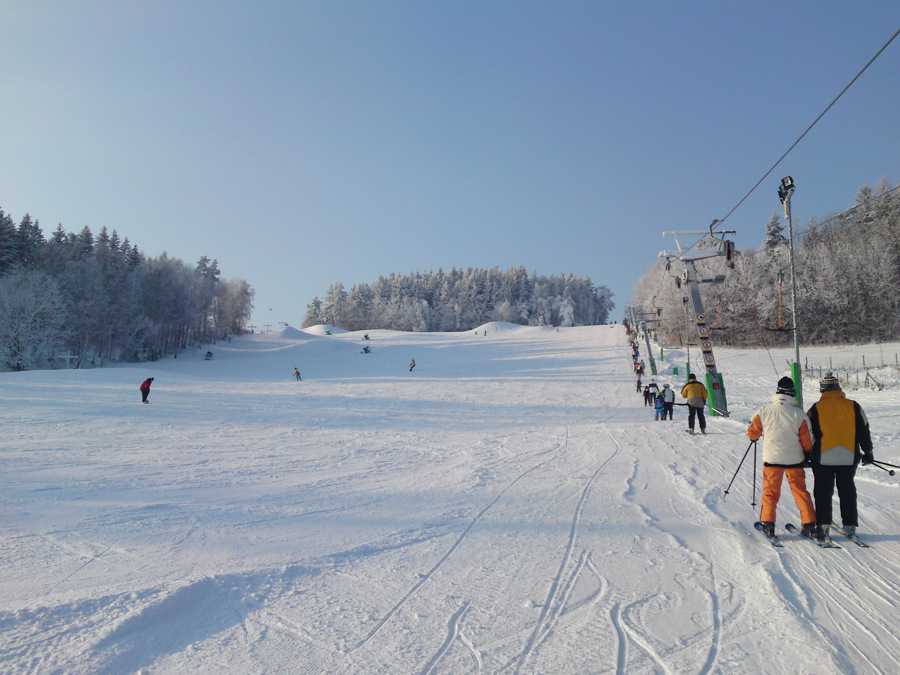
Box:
[0,211,255,371]
[302,267,614,332]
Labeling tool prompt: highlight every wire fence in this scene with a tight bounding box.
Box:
[802,354,900,391]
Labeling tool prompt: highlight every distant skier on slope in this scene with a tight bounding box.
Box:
[409,359,416,372]
[293,367,302,381]
[139,377,154,404]
[746,376,818,541]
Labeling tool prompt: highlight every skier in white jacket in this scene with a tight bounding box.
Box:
[746,376,817,540]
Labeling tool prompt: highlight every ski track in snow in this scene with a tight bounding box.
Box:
[4,325,900,673]
[513,424,620,674]
[354,439,561,651]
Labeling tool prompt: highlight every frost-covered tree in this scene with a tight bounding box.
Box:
[762,211,786,249]
[214,278,255,335]
[0,267,67,370]
[302,297,324,328]
[631,180,900,346]
[304,267,614,331]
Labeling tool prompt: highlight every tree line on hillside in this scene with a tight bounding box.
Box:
[302,267,614,332]
[630,178,900,347]
[0,209,255,371]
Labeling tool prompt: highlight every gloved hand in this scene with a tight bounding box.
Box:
[862,452,875,465]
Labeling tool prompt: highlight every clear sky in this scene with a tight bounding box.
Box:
[2,1,899,329]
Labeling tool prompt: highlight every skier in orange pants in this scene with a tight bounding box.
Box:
[747,376,817,539]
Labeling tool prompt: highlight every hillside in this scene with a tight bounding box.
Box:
[2,325,900,674]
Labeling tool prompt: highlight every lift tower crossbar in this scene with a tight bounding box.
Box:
[659,225,735,417]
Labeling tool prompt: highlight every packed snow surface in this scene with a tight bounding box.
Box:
[3,324,900,674]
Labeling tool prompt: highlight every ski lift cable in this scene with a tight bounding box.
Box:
[734,182,900,264]
[715,26,900,229]
[793,182,900,240]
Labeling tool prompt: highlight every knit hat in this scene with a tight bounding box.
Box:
[776,376,795,396]
[820,372,841,392]
[688,374,697,381]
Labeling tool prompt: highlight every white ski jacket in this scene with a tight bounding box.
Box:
[747,394,813,467]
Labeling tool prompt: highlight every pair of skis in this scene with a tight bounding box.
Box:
[754,521,870,548]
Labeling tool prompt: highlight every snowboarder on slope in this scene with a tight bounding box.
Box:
[293,367,302,381]
[680,374,707,434]
[139,377,154,404]
[409,359,416,372]
[806,372,874,543]
[746,376,817,540]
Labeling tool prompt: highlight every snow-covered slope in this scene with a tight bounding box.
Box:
[3,325,900,674]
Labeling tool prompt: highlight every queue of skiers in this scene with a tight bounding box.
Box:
[631,352,877,544]
[637,375,703,425]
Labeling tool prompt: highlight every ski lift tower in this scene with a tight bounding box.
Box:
[631,305,661,376]
[659,222,736,417]
[778,176,803,408]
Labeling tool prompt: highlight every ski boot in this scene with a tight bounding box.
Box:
[800,522,818,539]
[760,521,775,538]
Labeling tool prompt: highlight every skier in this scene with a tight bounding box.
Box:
[293,367,302,381]
[647,380,660,397]
[661,383,675,420]
[654,391,665,421]
[807,372,874,543]
[680,374,707,434]
[635,377,642,394]
[139,377,154,404]
[746,376,818,540]
[409,359,416,372]
[643,384,653,407]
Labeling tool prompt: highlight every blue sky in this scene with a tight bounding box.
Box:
[2,2,899,329]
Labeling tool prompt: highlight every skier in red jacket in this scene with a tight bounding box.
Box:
[139,377,154,404]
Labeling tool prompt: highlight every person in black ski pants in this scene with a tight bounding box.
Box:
[680,374,707,434]
[807,372,874,543]
[661,383,675,420]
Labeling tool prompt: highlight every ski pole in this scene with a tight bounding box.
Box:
[870,460,896,476]
[871,459,900,470]
[724,440,756,499]
[751,438,757,506]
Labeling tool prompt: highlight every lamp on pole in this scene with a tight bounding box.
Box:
[778,175,802,406]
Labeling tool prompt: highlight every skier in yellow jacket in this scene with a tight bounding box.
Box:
[680,373,707,435]
[807,372,874,543]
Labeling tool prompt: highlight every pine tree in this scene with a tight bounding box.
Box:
[17,214,44,267]
[763,211,786,249]
[0,209,18,274]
